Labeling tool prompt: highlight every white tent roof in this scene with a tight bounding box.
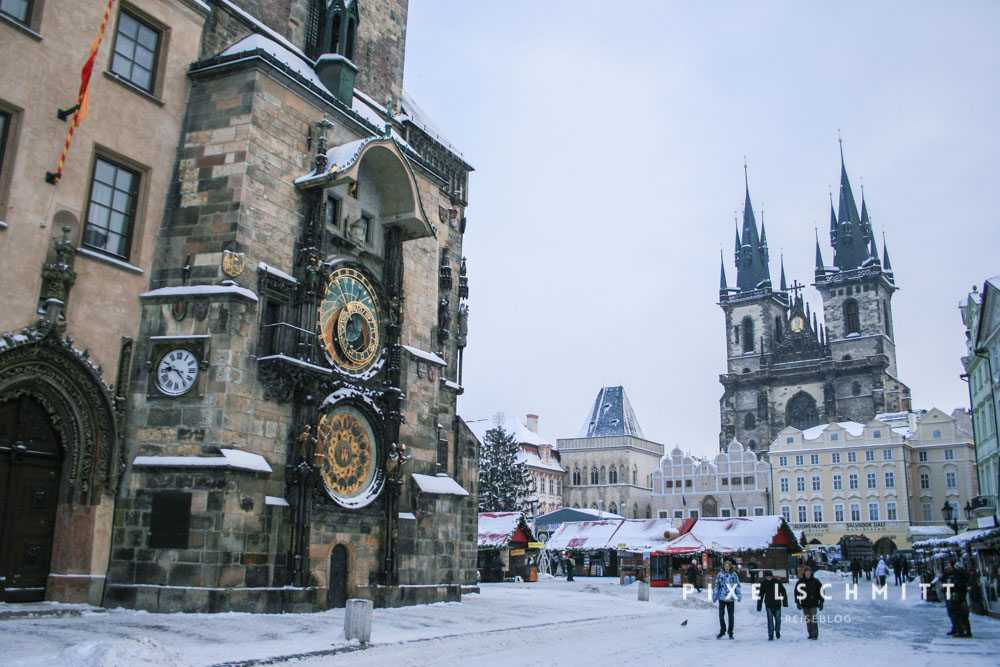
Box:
[664,516,791,553]
[478,512,529,549]
[546,520,623,551]
[545,519,678,552]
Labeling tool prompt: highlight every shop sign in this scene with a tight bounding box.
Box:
[510,549,525,557]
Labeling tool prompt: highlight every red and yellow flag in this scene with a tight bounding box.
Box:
[47,0,115,183]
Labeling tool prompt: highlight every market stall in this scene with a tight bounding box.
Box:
[544,518,679,578]
[913,526,1000,617]
[478,512,539,582]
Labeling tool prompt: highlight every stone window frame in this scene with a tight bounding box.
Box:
[886,502,897,521]
[882,448,893,461]
[850,503,861,522]
[778,455,788,467]
[866,471,877,489]
[811,475,821,492]
[945,470,957,489]
[868,502,880,521]
[921,502,933,521]
[0,0,44,35]
[794,454,804,466]
[797,505,807,523]
[831,452,841,464]
[81,152,144,261]
[832,474,842,491]
[780,505,790,521]
[848,473,859,490]
[917,451,928,462]
[0,100,21,221]
[834,504,845,522]
[742,317,755,353]
[795,476,805,492]
[919,471,930,489]
[844,298,860,334]
[884,470,895,489]
[107,3,171,99]
[944,448,954,460]
[810,454,820,465]
[812,504,823,522]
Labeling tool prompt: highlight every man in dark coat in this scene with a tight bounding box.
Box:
[686,559,702,592]
[563,552,575,582]
[756,570,788,640]
[942,562,972,637]
[893,555,903,585]
[795,566,824,639]
[850,558,861,585]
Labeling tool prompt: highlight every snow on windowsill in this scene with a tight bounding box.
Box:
[257,262,298,284]
[76,247,144,274]
[411,473,469,496]
[401,344,446,366]
[132,448,272,474]
[141,283,259,302]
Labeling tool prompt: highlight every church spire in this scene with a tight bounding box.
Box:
[882,231,893,273]
[834,140,865,270]
[735,163,770,292]
[815,229,826,277]
[720,250,729,293]
[780,255,787,292]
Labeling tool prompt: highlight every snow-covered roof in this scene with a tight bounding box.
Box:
[140,283,259,302]
[398,89,467,162]
[907,525,954,537]
[546,520,623,552]
[912,527,1000,549]
[466,414,553,449]
[800,421,865,439]
[221,34,325,90]
[520,447,564,473]
[665,516,795,554]
[478,512,532,549]
[258,262,297,284]
[608,519,680,552]
[265,495,290,507]
[410,473,469,496]
[132,449,272,473]
[576,386,645,439]
[661,531,733,555]
[400,344,446,366]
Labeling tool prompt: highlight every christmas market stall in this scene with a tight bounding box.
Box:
[913,526,1000,617]
[608,519,681,583]
[478,512,539,583]
[654,516,801,585]
[545,520,625,576]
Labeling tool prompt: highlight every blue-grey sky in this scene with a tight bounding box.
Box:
[403,1,1000,457]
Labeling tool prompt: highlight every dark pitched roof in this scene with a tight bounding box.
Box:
[577,386,645,439]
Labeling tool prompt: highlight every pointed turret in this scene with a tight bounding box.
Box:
[860,193,873,243]
[828,196,838,249]
[720,251,729,294]
[780,256,787,292]
[882,233,893,273]
[577,386,645,439]
[814,231,826,277]
[833,145,866,270]
[735,168,770,292]
[866,235,880,266]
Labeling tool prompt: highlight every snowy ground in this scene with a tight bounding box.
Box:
[1,572,997,666]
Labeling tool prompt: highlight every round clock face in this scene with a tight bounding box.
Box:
[315,405,382,508]
[155,348,199,396]
[790,316,805,333]
[317,266,382,374]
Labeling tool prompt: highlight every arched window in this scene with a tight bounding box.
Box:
[619,464,626,485]
[852,381,861,396]
[609,502,617,515]
[884,301,892,338]
[742,317,755,352]
[609,466,618,484]
[633,503,639,518]
[844,299,860,335]
[786,391,819,430]
[775,316,783,342]
[645,505,652,519]
[591,466,599,485]
[599,465,606,484]
[633,465,638,485]
[748,439,757,451]
[591,502,599,510]
[745,412,756,429]
[345,17,356,59]
[573,468,581,485]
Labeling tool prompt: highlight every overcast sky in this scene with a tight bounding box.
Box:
[402,1,1000,458]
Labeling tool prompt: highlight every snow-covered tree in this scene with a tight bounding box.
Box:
[477,413,531,513]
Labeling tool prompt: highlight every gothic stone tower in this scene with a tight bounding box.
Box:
[718,151,911,454]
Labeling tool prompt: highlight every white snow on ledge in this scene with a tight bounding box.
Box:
[265,495,290,507]
[258,262,298,284]
[411,473,469,496]
[400,344,446,366]
[133,448,272,474]
[141,284,259,302]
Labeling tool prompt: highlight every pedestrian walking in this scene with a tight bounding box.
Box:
[756,570,788,640]
[687,559,702,593]
[563,552,575,582]
[941,561,972,637]
[901,557,911,582]
[850,558,861,585]
[712,560,741,639]
[794,566,824,639]
[875,556,888,587]
[864,558,872,581]
[893,555,904,585]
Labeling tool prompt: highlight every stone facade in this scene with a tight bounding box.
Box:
[719,158,911,453]
[651,442,771,520]
[0,0,209,604]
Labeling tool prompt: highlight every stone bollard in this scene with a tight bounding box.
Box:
[638,580,650,601]
[344,598,373,644]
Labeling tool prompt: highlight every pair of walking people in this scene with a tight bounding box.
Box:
[712,562,823,640]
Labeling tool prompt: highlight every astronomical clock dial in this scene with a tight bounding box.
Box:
[155,348,199,396]
[317,266,383,374]
[790,316,805,333]
[315,405,383,508]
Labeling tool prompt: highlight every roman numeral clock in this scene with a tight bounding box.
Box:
[146,336,209,398]
[313,263,389,509]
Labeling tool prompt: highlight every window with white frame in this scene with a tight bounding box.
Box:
[737,508,748,517]
[796,476,806,492]
[921,502,932,521]
[946,471,957,489]
[868,502,880,521]
[721,508,732,518]
[754,507,765,516]
[833,474,843,490]
[812,475,821,491]
[920,472,930,489]
[779,456,788,467]
[866,472,877,489]
[933,429,942,439]
[781,505,791,522]
[886,502,897,521]
[830,433,839,441]
[848,451,858,463]
[850,503,861,521]
[798,505,807,522]
[810,454,820,465]
[674,509,684,519]
[786,436,794,444]
[882,449,893,461]
[873,430,882,438]
[813,505,823,522]
[794,455,804,466]
[918,451,928,462]
[832,452,841,464]
[865,450,876,461]
[849,473,859,490]
[780,477,789,493]
[884,471,895,488]
[834,504,845,522]
[944,449,954,461]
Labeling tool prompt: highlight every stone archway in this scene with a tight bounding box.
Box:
[0,322,121,603]
[873,537,896,556]
[328,544,348,608]
[701,495,718,518]
[786,391,819,430]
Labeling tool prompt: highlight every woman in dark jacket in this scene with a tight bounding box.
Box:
[756,570,788,640]
[794,566,824,639]
[686,559,702,592]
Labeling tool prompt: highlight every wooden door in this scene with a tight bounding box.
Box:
[0,397,63,602]
[328,544,348,608]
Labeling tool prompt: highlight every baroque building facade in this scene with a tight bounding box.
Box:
[719,153,911,454]
[769,409,978,553]
[2,0,477,612]
[559,386,662,519]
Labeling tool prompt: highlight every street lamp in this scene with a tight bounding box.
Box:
[941,500,960,535]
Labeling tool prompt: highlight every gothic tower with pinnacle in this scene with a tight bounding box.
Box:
[718,150,911,454]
